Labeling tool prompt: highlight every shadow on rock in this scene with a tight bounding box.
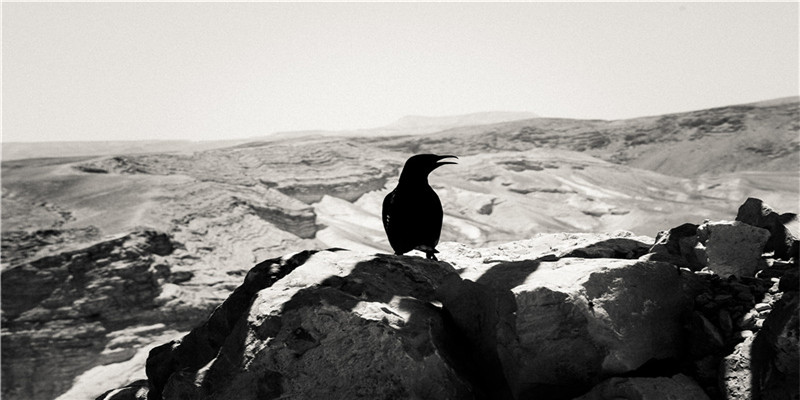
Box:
[148,251,482,400]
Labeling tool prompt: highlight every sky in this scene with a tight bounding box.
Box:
[2,2,798,143]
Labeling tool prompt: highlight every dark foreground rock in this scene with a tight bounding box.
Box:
[573,374,709,400]
[753,292,799,400]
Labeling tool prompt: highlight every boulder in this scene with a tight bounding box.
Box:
[753,292,799,400]
[644,223,704,269]
[736,197,799,261]
[437,255,702,400]
[697,221,770,278]
[573,374,709,400]
[147,249,472,400]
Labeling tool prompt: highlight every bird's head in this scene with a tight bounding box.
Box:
[398,154,458,184]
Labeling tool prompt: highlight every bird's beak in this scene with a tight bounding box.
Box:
[434,155,458,168]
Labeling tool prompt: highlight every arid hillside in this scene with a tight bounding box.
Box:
[1,97,798,400]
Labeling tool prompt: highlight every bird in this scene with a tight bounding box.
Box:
[382,154,457,260]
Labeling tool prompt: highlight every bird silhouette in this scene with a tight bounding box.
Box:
[382,154,457,260]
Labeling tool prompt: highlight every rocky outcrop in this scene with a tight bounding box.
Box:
[437,257,702,400]
[1,230,214,400]
[145,249,471,400]
[736,197,799,261]
[235,189,320,239]
[1,226,100,269]
[645,220,770,278]
[52,231,800,400]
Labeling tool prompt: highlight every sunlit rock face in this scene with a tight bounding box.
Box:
[437,238,702,399]
[145,249,472,400]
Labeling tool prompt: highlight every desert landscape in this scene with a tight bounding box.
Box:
[2,97,799,400]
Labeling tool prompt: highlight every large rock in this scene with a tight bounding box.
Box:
[753,292,799,400]
[736,197,799,261]
[436,242,702,400]
[146,249,472,400]
[697,221,770,278]
[573,374,709,400]
[644,223,704,270]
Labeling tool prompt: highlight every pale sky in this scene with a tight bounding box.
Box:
[2,2,798,143]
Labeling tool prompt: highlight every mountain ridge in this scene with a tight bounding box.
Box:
[4,96,797,161]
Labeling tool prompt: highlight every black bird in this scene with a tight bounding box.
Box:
[382,154,457,260]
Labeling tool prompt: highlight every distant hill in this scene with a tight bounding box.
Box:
[0,139,253,162]
[360,96,800,178]
[1,111,539,161]
[374,111,540,135]
[267,111,541,139]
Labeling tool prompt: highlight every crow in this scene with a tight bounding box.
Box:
[382,154,457,260]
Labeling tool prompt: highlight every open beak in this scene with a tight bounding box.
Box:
[434,155,458,168]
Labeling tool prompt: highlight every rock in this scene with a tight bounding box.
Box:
[779,268,799,291]
[0,230,211,400]
[690,312,725,355]
[437,256,701,400]
[697,221,770,278]
[736,197,799,261]
[718,309,733,337]
[755,302,772,312]
[644,223,704,269]
[753,292,799,400]
[146,249,473,400]
[241,189,321,239]
[560,238,652,259]
[94,380,149,400]
[721,335,755,400]
[722,293,799,400]
[573,374,709,400]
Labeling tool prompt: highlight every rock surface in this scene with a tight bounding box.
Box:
[736,197,799,261]
[437,254,701,399]
[147,249,471,400]
[573,374,709,400]
[753,292,799,400]
[83,232,800,400]
[698,221,770,278]
[645,223,704,269]
[1,230,215,400]
[645,220,773,278]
